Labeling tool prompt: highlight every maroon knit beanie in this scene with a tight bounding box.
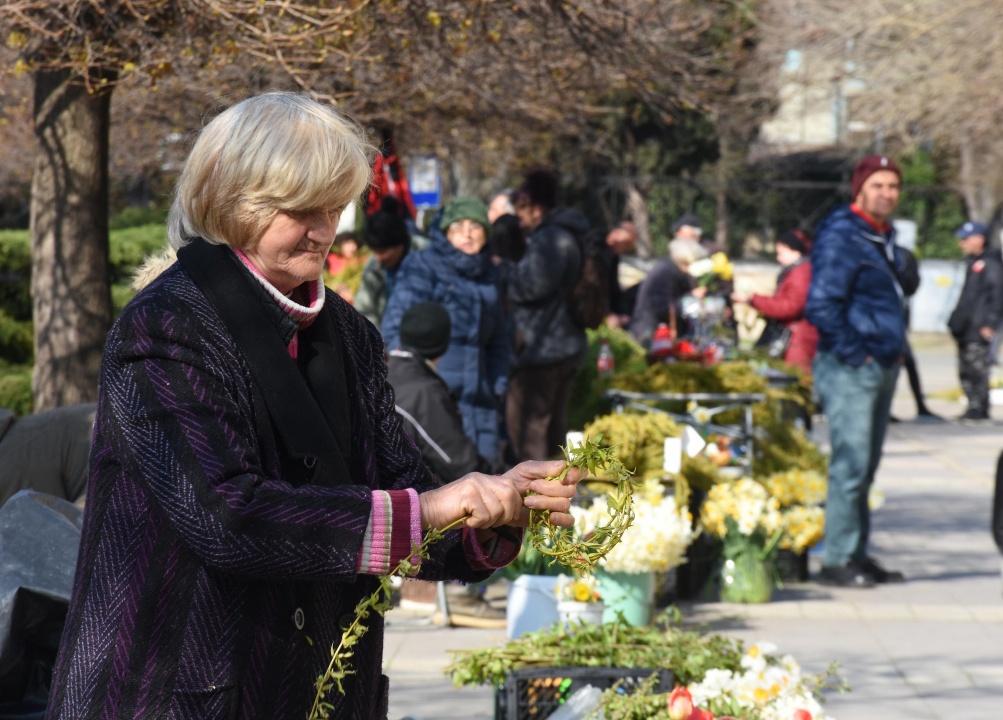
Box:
[850,155,902,200]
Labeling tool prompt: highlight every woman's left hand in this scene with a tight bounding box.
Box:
[501,459,586,528]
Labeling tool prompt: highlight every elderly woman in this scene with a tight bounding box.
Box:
[381,197,510,462]
[733,229,819,375]
[629,236,708,347]
[45,93,580,720]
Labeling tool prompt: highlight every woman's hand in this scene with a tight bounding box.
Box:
[418,460,585,531]
[502,459,585,528]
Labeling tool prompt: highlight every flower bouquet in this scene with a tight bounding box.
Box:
[572,479,699,624]
[572,479,699,575]
[554,574,604,627]
[761,470,826,555]
[652,642,840,720]
[699,478,782,603]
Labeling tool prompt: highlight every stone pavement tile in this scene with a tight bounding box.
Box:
[923,695,1002,720]
[798,601,860,619]
[387,678,493,720]
[969,605,1003,622]
[856,604,916,621]
[909,604,977,622]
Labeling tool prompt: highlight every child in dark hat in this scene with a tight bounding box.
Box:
[388,302,495,481]
[387,302,506,628]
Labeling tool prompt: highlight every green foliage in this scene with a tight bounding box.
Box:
[568,326,648,431]
[608,360,825,478]
[108,224,170,285]
[0,224,167,338]
[0,230,32,321]
[897,149,966,259]
[0,363,33,415]
[109,205,168,230]
[0,309,33,364]
[446,610,745,689]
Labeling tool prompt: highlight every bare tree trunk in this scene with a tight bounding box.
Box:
[625,181,653,259]
[30,69,114,411]
[958,132,982,221]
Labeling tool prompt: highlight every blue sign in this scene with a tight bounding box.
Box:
[409,155,442,209]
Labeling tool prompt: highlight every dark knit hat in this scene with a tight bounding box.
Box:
[513,168,558,210]
[364,206,410,250]
[850,155,902,200]
[671,213,702,234]
[439,196,491,236]
[777,229,811,255]
[400,302,452,361]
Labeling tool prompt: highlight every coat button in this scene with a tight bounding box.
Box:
[303,456,316,469]
[293,607,305,630]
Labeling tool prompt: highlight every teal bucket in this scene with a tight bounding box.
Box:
[596,571,653,626]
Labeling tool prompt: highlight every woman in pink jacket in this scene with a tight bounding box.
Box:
[735,230,819,375]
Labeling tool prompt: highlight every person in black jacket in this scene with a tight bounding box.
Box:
[506,168,588,461]
[387,302,497,482]
[948,221,1003,421]
[0,403,96,509]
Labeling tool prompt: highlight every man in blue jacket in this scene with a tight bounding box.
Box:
[806,155,916,588]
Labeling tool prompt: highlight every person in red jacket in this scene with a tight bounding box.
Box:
[734,230,819,375]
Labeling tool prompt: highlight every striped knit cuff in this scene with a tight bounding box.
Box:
[356,489,421,576]
[463,526,523,571]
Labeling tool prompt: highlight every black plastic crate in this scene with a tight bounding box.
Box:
[495,666,673,720]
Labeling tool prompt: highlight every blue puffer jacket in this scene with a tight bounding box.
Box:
[382,229,510,461]
[805,205,908,368]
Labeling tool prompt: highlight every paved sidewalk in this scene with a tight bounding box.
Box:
[382,336,1003,720]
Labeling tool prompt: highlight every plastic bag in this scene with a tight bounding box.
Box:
[0,491,83,715]
[544,685,604,720]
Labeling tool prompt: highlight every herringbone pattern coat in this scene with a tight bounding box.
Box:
[46,251,490,720]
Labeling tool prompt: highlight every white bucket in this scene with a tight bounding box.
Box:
[506,574,566,639]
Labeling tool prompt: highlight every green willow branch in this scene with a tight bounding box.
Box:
[308,517,466,720]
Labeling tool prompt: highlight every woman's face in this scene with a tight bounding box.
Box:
[446,219,487,255]
[775,243,801,267]
[244,209,340,294]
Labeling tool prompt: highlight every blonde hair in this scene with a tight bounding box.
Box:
[167,92,375,250]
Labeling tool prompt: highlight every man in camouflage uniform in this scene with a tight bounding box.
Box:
[948,221,1003,421]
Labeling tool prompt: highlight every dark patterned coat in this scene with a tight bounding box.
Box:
[46,242,493,720]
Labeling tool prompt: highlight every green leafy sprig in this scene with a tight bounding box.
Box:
[528,433,636,573]
[307,518,465,720]
[445,609,745,689]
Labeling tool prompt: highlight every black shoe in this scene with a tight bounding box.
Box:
[861,556,905,583]
[888,415,902,424]
[817,562,876,588]
[914,411,945,424]
[957,409,990,423]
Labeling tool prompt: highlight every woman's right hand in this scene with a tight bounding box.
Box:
[419,473,525,531]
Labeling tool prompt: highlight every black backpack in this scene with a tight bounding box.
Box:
[567,229,612,330]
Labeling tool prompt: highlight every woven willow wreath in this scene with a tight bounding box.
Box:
[527,433,636,573]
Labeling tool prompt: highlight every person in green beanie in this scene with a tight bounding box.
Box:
[381,196,511,463]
